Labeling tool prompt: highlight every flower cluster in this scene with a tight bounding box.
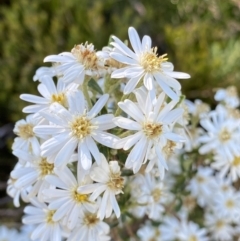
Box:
[7,26,240,241]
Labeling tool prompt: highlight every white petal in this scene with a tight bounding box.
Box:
[163,70,190,79]
[20,94,49,104]
[128,27,142,55]
[142,35,152,50]
[92,114,116,130]
[154,73,179,101]
[88,94,109,119]
[111,36,137,59]
[92,131,119,148]
[113,117,141,130]
[40,76,57,94]
[55,138,78,167]
[118,100,144,122]
[110,53,138,65]
[44,54,74,63]
[110,193,120,218]
[78,142,92,170]
[86,136,101,165]
[123,72,144,94]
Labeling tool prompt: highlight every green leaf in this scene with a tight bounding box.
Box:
[88,78,103,95]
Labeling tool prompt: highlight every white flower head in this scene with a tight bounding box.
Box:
[34,90,119,170]
[11,146,57,202]
[67,210,110,241]
[12,114,42,155]
[110,27,190,100]
[44,43,106,84]
[20,75,79,114]
[114,88,185,173]
[205,212,235,241]
[212,150,240,182]
[22,198,62,241]
[43,166,97,230]
[78,154,124,220]
[198,104,240,159]
[215,86,240,108]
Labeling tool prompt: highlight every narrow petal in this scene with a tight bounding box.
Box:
[113,117,141,130]
[128,27,142,55]
[86,136,101,165]
[92,131,119,148]
[88,94,109,119]
[78,142,92,170]
[55,137,78,167]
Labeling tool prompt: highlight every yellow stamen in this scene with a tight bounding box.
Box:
[70,116,94,140]
[140,48,167,73]
[39,158,54,177]
[142,122,163,139]
[16,124,34,139]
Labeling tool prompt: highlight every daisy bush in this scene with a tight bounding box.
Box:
[6,26,240,241]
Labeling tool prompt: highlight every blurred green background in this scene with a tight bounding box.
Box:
[0,0,240,223]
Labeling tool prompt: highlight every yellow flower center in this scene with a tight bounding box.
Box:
[219,128,231,142]
[140,48,167,73]
[216,220,224,229]
[51,93,67,106]
[70,116,94,140]
[226,86,238,97]
[72,189,89,203]
[151,188,162,202]
[226,199,234,208]
[142,122,163,139]
[83,213,99,226]
[71,43,99,70]
[232,156,240,167]
[196,176,205,183]
[107,172,124,193]
[46,210,56,224]
[162,140,176,157]
[16,124,34,139]
[188,235,197,241]
[39,158,54,177]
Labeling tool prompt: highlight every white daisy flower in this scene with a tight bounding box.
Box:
[12,114,42,155]
[137,221,161,241]
[78,154,124,220]
[34,91,119,170]
[178,221,208,241]
[205,212,235,241]
[67,211,110,241]
[22,198,62,241]
[7,163,30,207]
[10,147,57,202]
[159,215,181,241]
[44,43,106,84]
[110,26,190,100]
[114,88,185,173]
[198,105,240,159]
[187,166,216,207]
[43,167,97,230]
[215,86,240,108]
[212,190,240,222]
[185,99,210,119]
[136,173,166,220]
[20,75,78,114]
[212,150,240,182]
